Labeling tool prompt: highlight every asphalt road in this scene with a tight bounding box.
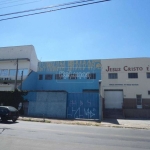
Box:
[0,120,150,150]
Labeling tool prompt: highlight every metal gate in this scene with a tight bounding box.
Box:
[104,91,123,109]
[67,93,99,120]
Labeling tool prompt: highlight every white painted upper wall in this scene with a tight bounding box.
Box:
[101,58,150,99]
[0,45,39,91]
[0,45,39,72]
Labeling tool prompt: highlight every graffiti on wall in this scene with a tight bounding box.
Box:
[84,108,96,119]
[67,93,99,120]
[67,100,97,119]
[38,60,101,72]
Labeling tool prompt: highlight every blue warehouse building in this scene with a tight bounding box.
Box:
[22,59,102,120]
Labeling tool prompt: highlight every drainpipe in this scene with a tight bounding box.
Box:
[20,70,23,91]
[99,80,102,122]
[14,59,18,90]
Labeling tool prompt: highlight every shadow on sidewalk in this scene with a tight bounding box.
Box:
[102,119,120,125]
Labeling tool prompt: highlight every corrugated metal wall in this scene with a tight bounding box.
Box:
[67,93,100,120]
[28,92,67,119]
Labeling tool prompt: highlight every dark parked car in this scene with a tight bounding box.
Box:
[0,106,19,122]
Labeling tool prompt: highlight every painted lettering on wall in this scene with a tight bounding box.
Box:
[123,66,143,71]
[106,66,147,72]
[38,60,101,72]
[106,66,121,72]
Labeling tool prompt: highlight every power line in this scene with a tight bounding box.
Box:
[0,0,42,9]
[0,0,43,6]
[0,0,97,16]
[0,0,110,22]
[0,0,20,3]
[0,0,31,5]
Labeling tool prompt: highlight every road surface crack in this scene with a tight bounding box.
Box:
[0,128,11,134]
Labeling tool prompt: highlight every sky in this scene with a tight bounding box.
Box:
[0,0,150,61]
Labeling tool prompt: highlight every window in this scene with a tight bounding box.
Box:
[83,89,99,93]
[148,91,150,95]
[18,69,28,76]
[18,69,23,76]
[55,74,63,80]
[69,74,77,79]
[0,69,8,76]
[128,73,138,78]
[39,74,43,80]
[9,69,16,76]
[87,73,96,79]
[0,107,8,113]
[45,74,53,80]
[108,73,118,79]
[9,69,28,76]
[136,95,142,108]
[147,73,150,78]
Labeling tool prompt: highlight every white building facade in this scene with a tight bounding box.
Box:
[101,58,150,118]
[0,45,38,91]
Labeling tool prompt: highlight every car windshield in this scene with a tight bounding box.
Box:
[7,106,18,112]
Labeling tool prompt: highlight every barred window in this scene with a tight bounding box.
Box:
[39,74,43,80]
[45,74,53,80]
[87,73,96,79]
[108,73,118,79]
[128,73,138,78]
[55,74,63,80]
[69,74,77,79]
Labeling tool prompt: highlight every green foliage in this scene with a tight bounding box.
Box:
[0,90,28,109]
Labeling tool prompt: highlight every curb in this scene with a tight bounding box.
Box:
[18,117,150,130]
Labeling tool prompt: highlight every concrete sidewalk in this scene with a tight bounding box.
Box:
[18,116,150,130]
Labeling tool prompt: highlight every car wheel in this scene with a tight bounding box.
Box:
[12,119,17,123]
[1,117,6,122]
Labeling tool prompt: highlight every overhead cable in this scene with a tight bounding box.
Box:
[0,0,111,21]
[0,0,101,16]
[0,0,32,5]
[0,0,42,9]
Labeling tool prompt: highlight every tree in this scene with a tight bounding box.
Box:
[0,90,28,114]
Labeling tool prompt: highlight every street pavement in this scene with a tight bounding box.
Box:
[0,120,150,150]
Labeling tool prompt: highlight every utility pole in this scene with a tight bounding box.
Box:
[14,59,18,90]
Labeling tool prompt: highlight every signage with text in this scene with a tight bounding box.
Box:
[106,65,150,72]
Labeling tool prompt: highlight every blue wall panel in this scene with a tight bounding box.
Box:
[22,71,38,91]
[36,60,101,93]
[67,93,99,120]
[24,92,37,101]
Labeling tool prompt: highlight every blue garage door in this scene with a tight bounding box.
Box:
[67,93,99,120]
